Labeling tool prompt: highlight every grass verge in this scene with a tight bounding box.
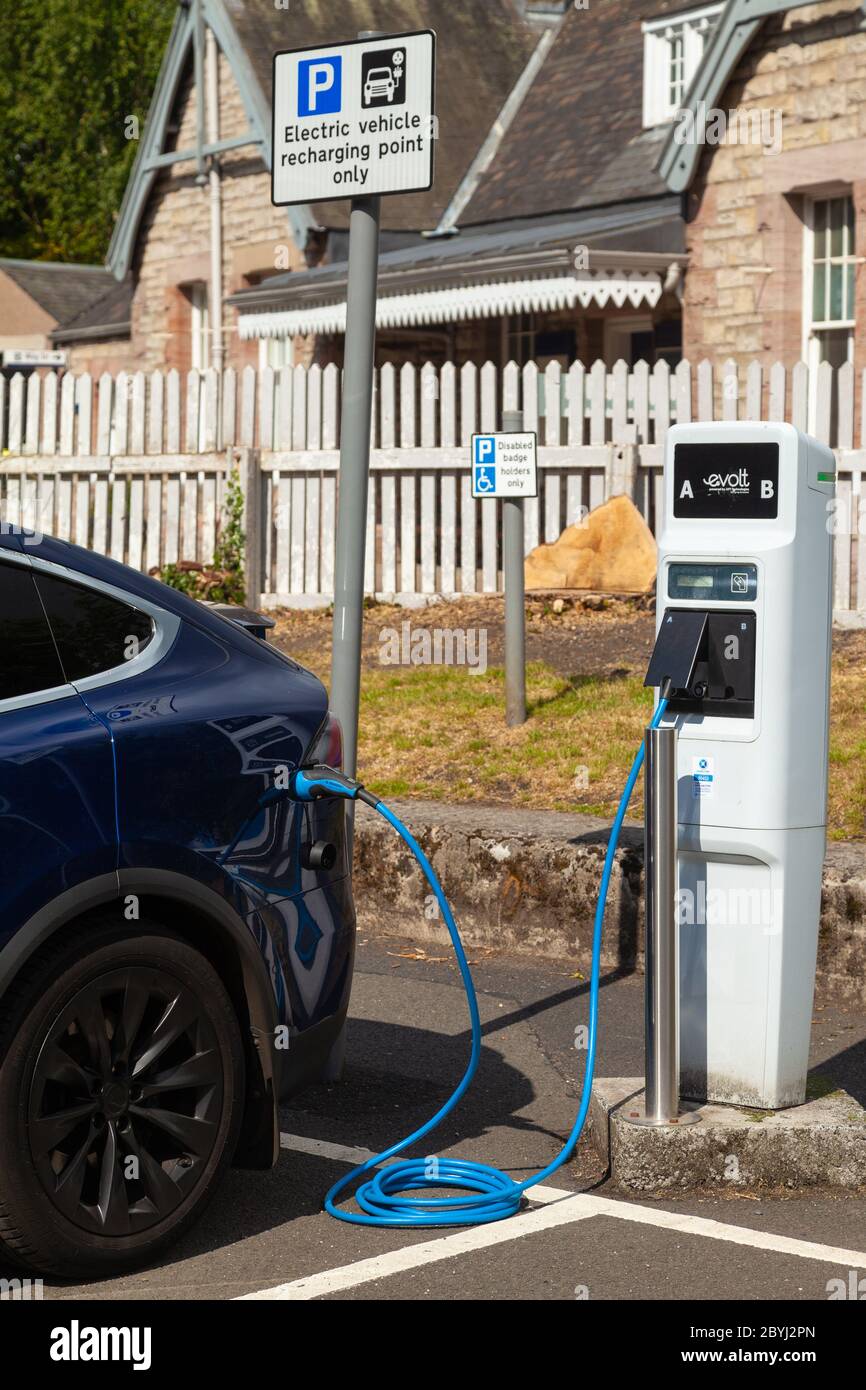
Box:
[353,655,866,838]
[359,660,656,818]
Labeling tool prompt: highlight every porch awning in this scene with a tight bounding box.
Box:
[237,270,664,341]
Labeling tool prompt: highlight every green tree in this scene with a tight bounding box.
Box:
[0,0,175,263]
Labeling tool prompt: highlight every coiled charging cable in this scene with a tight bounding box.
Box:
[291,695,669,1228]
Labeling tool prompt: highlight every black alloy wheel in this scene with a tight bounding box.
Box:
[0,921,245,1277]
[28,965,224,1235]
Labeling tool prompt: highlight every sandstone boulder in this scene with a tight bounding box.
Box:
[524,494,657,593]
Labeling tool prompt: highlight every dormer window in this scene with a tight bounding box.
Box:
[643,5,723,127]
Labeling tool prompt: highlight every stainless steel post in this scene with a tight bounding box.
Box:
[644,724,679,1123]
[501,408,527,727]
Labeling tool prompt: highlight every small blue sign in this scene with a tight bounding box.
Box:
[474,464,496,495]
[469,431,538,498]
[298,55,342,117]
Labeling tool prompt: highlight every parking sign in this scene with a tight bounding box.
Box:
[272,31,436,205]
[471,434,538,499]
[297,56,343,117]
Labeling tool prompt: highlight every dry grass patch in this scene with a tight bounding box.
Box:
[271,604,866,838]
[828,634,866,839]
[358,660,655,815]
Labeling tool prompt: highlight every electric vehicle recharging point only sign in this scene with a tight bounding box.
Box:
[271,31,436,205]
[471,433,538,499]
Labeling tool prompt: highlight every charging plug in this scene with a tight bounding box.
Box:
[289,765,365,802]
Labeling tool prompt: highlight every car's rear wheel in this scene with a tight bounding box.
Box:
[0,919,244,1278]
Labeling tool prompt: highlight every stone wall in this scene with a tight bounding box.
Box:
[65,336,135,377]
[130,51,306,374]
[353,798,866,1009]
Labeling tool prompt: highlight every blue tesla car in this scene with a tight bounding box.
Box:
[0,526,354,1278]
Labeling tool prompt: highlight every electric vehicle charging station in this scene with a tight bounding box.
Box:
[267,30,839,1237]
[644,421,835,1110]
[286,418,836,1229]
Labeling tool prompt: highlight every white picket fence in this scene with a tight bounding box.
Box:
[1,358,866,617]
[2,356,862,456]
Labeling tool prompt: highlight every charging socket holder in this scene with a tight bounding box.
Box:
[645,607,756,718]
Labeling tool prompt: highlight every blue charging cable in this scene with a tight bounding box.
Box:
[291,696,669,1228]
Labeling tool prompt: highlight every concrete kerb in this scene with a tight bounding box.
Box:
[353,799,866,1008]
[589,1077,866,1194]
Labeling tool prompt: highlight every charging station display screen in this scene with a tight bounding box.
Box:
[673,443,779,519]
[668,562,758,603]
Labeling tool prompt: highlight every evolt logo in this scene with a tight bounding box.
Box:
[49,1320,152,1372]
[701,467,750,496]
[297,55,342,117]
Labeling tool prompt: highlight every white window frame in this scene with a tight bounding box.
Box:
[189,282,210,372]
[604,315,655,369]
[259,336,295,371]
[503,311,538,368]
[802,193,856,427]
[642,4,723,128]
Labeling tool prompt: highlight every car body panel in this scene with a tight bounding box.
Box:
[0,693,117,951]
[0,527,357,1157]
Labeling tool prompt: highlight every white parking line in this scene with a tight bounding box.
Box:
[279,1132,379,1167]
[248,1130,866,1301]
[583,1194,866,1272]
[237,1193,596,1300]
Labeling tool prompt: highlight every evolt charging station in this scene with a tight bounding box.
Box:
[645,421,835,1109]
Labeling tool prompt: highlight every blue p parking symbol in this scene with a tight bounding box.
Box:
[473,437,497,495]
[298,56,342,117]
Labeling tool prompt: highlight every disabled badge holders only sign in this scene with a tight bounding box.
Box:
[471,434,538,500]
[272,31,436,205]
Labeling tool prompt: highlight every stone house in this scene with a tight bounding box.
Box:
[233,0,693,372]
[51,0,535,376]
[44,0,866,391]
[0,260,114,370]
[660,0,866,399]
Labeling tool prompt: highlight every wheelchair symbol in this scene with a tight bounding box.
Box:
[474,465,496,495]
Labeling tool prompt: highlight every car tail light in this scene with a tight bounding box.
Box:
[307,712,343,769]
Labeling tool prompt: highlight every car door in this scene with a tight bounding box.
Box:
[0,551,117,951]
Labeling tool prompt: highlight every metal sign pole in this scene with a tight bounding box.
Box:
[328,27,387,782]
[643,724,680,1123]
[329,193,380,780]
[501,408,527,727]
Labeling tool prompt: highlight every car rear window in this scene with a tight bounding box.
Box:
[33,572,154,682]
[0,559,67,700]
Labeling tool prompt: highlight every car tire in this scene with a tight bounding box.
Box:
[0,918,245,1279]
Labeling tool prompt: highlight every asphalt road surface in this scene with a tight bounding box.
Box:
[9,933,866,1304]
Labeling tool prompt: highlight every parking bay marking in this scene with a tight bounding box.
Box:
[244,1132,866,1300]
[278,1129,573,1204]
[238,1190,596,1300]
